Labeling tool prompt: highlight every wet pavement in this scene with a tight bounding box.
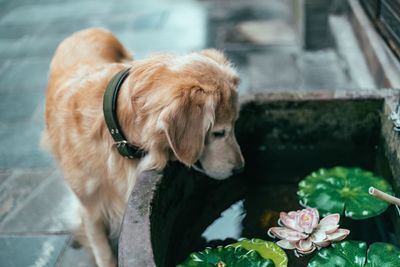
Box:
[0,0,376,266]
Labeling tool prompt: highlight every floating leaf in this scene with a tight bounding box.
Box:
[308,240,366,267]
[365,242,400,267]
[308,241,400,267]
[177,246,275,267]
[228,238,288,267]
[298,167,393,219]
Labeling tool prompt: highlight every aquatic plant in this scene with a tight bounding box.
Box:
[308,240,400,266]
[268,208,349,256]
[298,167,393,219]
[227,238,288,267]
[177,246,275,267]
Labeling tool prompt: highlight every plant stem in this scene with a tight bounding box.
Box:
[369,187,400,206]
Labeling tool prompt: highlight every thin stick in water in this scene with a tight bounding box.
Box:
[369,187,400,206]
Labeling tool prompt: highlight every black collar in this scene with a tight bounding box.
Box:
[103,68,146,159]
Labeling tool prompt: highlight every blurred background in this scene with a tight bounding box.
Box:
[0,0,399,266]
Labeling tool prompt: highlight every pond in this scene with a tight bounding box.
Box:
[169,147,397,267]
[119,90,400,267]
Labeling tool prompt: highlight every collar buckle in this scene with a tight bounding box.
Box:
[103,68,146,159]
[115,140,140,159]
[116,140,128,147]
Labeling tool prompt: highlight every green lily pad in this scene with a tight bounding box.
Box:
[308,240,367,267]
[308,241,400,267]
[177,246,275,267]
[227,238,288,267]
[297,167,393,219]
[365,242,400,266]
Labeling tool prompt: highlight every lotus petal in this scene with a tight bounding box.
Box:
[310,229,327,243]
[295,239,316,255]
[318,214,340,234]
[296,208,318,234]
[301,247,317,255]
[319,213,340,227]
[279,211,298,231]
[269,227,308,241]
[311,208,320,230]
[313,240,331,248]
[276,240,295,250]
[297,239,313,252]
[326,229,350,242]
[317,224,339,234]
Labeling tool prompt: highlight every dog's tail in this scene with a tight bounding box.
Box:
[49,28,133,79]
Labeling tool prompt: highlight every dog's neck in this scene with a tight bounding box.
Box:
[113,59,175,170]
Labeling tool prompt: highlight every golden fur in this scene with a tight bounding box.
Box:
[43,28,244,267]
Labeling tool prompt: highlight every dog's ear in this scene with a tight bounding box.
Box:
[159,87,214,166]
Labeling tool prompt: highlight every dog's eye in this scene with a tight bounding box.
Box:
[212,130,226,138]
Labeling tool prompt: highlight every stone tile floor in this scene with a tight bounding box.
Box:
[0,0,375,266]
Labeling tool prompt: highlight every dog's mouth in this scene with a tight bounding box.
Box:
[192,160,205,173]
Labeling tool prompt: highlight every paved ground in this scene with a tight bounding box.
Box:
[0,0,375,266]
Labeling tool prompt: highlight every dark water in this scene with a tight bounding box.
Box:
[170,146,399,267]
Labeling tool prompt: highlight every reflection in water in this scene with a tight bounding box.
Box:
[201,200,246,242]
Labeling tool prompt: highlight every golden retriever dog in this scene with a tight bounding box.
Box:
[43,28,244,267]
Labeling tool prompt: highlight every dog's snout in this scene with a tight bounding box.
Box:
[232,166,244,175]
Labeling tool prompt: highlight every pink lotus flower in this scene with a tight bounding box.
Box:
[267,208,350,256]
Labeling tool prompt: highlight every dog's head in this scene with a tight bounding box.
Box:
[158,49,244,179]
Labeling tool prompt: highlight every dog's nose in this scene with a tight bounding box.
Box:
[232,167,244,175]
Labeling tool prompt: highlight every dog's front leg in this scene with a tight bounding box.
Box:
[83,209,117,267]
